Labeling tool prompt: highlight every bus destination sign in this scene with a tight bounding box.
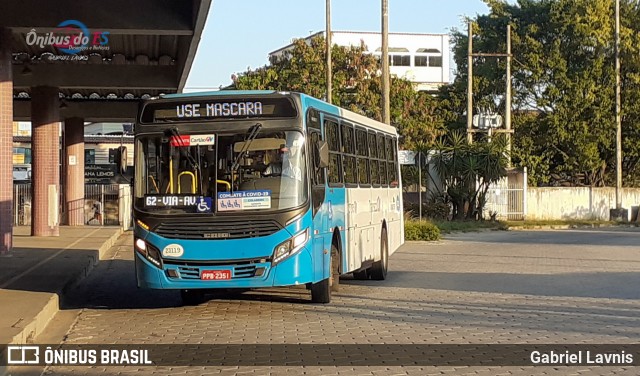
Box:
[145,195,212,213]
[141,97,298,123]
[175,102,262,118]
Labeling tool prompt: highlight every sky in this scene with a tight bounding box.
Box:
[184,0,491,90]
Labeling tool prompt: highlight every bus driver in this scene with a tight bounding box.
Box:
[263,145,301,181]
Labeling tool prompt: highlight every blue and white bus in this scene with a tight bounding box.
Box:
[133,91,404,304]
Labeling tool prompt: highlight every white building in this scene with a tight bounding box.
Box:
[84,122,133,135]
[269,31,450,92]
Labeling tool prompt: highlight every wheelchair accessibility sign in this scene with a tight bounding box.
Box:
[196,197,212,213]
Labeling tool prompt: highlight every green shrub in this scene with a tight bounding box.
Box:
[404,220,441,241]
[404,202,451,220]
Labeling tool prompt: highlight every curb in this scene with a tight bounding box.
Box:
[8,294,59,345]
[1,228,125,376]
[507,224,638,231]
[59,227,125,298]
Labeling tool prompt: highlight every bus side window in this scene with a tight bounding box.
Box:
[324,119,342,186]
[355,128,370,186]
[341,123,357,185]
[385,137,398,187]
[377,134,387,187]
[385,136,395,186]
[368,132,379,186]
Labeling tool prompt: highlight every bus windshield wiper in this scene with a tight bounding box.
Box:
[230,123,262,190]
[165,127,203,193]
[231,123,262,173]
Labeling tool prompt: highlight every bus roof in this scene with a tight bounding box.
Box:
[162,90,278,99]
[158,90,398,136]
[300,93,398,136]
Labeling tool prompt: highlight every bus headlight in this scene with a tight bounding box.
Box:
[135,238,162,269]
[272,229,309,265]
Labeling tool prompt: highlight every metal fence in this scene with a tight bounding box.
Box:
[84,184,121,226]
[483,168,527,221]
[13,183,31,226]
[12,183,127,227]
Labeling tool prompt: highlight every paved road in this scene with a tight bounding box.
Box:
[33,228,640,375]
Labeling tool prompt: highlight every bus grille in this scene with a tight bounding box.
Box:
[154,219,282,240]
[175,265,257,279]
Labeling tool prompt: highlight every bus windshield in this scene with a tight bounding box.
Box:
[135,130,308,214]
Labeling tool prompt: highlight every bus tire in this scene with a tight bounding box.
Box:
[369,228,388,280]
[311,278,331,303]
[330,243,340,292]
[311,247,334,303]
[180,289,205,305]
[353,269,369,280]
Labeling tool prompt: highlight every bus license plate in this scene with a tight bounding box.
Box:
[201,270,231,280]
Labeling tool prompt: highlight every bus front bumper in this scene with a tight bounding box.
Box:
[135,246,315,290]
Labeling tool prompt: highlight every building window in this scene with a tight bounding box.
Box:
[415,48,442,68]
[414,56,429,67]
[429,56,443,67]
[375,47,411,67]
[390,55,410,66]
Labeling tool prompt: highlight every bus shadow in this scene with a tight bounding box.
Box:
[60,257,317,309]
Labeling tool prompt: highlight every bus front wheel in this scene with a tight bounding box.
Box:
[369,228,388,280]
[310,278,330,303]
[311,243,339,303]
[330,243,340,292]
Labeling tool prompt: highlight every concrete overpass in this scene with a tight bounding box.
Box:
[0,0,212,252]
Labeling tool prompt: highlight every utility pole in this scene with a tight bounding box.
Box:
[467,21,473,143]
[506,24,512,166]
[615,0,622,210]
[467,23,513,152]
[381,0,390,124]
[326,0,332,104]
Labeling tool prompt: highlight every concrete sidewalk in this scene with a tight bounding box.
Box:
[0,226,124,348]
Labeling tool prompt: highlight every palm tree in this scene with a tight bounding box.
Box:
[432,131,508,220]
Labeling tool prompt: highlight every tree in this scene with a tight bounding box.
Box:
[447,0,640,187]
[232,35,447,150]
[431,131,509,219]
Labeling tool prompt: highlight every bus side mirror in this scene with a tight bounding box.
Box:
[316,140,329,169]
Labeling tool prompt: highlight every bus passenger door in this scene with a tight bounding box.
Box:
[308,127,329,281]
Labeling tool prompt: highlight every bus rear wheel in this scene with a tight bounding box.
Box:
[352,269,369,280]
[369,228,388,280]
[180,289,205,305]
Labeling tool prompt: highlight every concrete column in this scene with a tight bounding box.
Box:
[31,86,60,237]
[63,117,85,226]
[0,28,13,254]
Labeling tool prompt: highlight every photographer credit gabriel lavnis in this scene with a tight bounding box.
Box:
[530,350,634,365]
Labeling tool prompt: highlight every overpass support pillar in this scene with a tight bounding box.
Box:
[0,28,13,253]
[63,117,85,226]
[31,86,60,236]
